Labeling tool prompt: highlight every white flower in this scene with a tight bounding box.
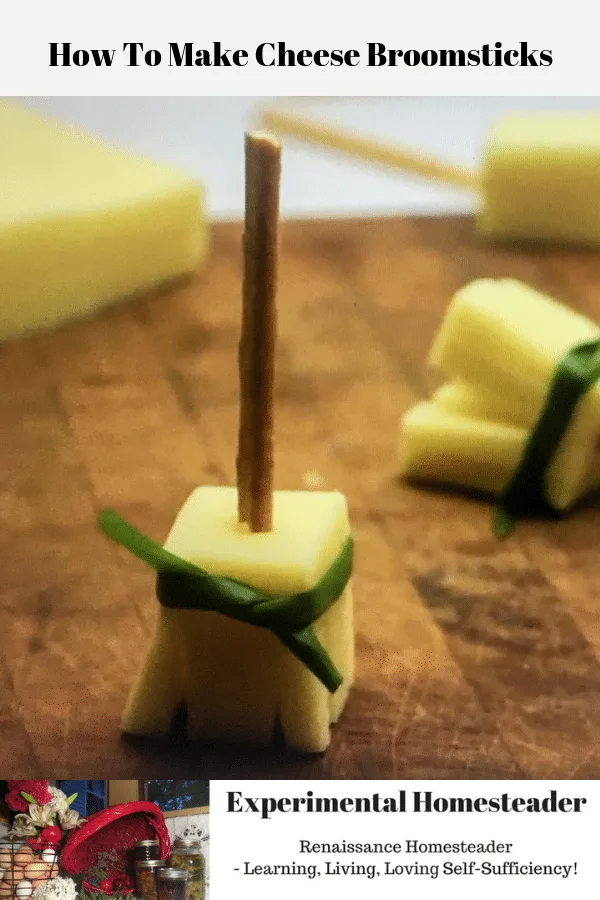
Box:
[32,877,78,900]
[57,807,85,831]
[7,813,38,838]
[28,804,57,828]
[44,787,85,831]
[47,788,70,817]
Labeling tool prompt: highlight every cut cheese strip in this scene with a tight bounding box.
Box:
[0,102,208,340]
[122,485,354,754]
[400,401,526,496]
[479,114,600,246]
[432,381,537,429]
[429,279,600,509]
[400,401,600,501]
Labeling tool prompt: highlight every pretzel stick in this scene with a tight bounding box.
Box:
[236,131,280,531]
[260,106,478,191]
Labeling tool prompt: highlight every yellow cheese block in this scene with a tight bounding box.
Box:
[122,485,354,753]
[479,114,600,246]
[429,278,600,509]
[400,401,528,495]
[432,381,534,429]
[400,400,600,500]
[0,102,207,340]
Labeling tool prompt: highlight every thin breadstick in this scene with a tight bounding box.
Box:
[260,106,478,191]
[237,131,280,531]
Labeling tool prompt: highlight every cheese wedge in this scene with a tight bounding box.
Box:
[122,485,354,753]
[478,114,600,247]
[429,278,600,510]
[0,102,207,340]
[400,401,600,500]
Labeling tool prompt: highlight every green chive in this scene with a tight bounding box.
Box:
[494,337,600,538]
[98,509,352,693]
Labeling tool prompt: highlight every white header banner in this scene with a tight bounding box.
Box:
[2,0,598,95]
[209,780,596,899]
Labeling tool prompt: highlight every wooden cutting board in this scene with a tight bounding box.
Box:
[2,214,600,779]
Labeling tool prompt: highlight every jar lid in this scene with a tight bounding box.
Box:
[158,870,189,881]
[171,840,203,849]
[170,842,204,855]
[135,840,160,847]
[137,861,167,870]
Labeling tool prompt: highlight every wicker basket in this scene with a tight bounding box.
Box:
[60,803,170,893]
[0,840,60,899]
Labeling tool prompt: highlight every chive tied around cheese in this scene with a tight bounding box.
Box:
[98,508,352,692]
[494,337,600,537]
[95,136,355,755]
[399,279,600,536]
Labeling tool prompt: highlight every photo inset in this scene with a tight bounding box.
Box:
[0,782,209,900]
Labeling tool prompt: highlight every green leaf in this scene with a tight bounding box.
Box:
[65,793,78,806]
[20,792,36,804]
[99,510,352,693]
[278,626,343,693]
[492,506,514,540]
[98,509,203,577]
[494,337,600,537]
[70,874,84,892]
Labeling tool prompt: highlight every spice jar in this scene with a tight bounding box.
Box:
[136,860,167,900]
[133,841,161,864]
[157,868,189,900]
[167,840,205,900]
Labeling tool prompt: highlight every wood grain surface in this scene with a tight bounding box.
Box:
[2,214,600,779]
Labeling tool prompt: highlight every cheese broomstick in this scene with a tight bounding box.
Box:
[399,279,600,537]
[260,106,600,247]
[99,132,354,753]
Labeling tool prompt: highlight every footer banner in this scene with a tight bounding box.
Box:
[209,780,594,898]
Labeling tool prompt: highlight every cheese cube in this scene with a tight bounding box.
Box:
[400,400,600,499]
[429,278,600,510]
[479,114,600,246]
[122,486,353,753]
[432,381,534,429]
[400,401,526,495]
[0,102,207,340]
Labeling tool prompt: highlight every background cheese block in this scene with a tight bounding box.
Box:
[429,278,600,509]
[400,401,600,501]
[400,401,528,495]
[432,381,534,429]
[122,486,354,753]
[0,102,208,340]
[479,114,600,246]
